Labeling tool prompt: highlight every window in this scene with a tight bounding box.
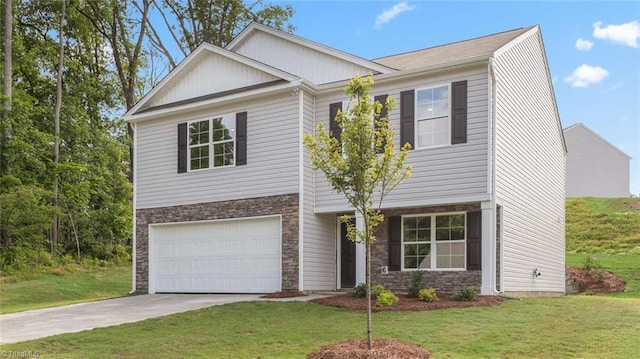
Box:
[188,114,235,170]
[416,85,449,148]
[402,213,466,270]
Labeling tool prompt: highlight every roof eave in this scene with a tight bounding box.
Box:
[124,79,303,123]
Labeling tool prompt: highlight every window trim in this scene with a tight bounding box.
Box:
[400,211,467,271]
[186,114,236,172]
[414,83,451,150]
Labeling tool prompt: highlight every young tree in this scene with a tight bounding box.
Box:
[303,75,411,350]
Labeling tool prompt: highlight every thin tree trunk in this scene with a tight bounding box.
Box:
[52,0,66,250]
[2,0,12,177]
[0,0,12,247]
[62,200,80,261]
[366,232,372,350]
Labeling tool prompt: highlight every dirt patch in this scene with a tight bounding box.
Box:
[566,267,626,293]
[310,293,503,312]
[260,291,307,299]
[307,338,430,359]
[623,199,640,211]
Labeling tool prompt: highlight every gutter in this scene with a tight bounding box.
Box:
[125,79,305,123]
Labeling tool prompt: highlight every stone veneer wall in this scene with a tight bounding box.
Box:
[135,193,299,293]
[371,203,482,293]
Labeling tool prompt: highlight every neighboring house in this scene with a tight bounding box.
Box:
[564,123,631,198]
[124,23,566,297]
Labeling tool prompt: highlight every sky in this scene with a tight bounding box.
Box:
[280,0,640,195]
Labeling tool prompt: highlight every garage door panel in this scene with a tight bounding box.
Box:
[151,216,281,293]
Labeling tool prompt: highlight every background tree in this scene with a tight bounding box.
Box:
[303,75,411,350]
[1,0,131,270]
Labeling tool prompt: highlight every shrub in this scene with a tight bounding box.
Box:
[353,283,367,298]
[453,286,477,301]
[406,270,426,298]
[583,256,603,271]
[372,284,386,297]
[582,256,605,281]
[418,288,438,302]
[375,290,399,307]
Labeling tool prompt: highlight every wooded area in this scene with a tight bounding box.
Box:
[0,0,294,273]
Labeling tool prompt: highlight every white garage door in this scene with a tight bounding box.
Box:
[149,215,281,293]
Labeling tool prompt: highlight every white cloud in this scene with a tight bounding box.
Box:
[564,64,609,88]
[593,20,640,48]
[374,1,415,30]
[575,38,594,51]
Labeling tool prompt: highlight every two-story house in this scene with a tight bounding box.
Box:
[124,23,566,296]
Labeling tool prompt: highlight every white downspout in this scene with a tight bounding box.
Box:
[488,57,502,295]
[297,87,305,292]
[130,122,137,294]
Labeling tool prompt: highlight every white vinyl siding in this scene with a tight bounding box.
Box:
[136,94,299,209]
[314,67,490,212]
[302,92,337,290]
[493,29,565,293]
[564,124,630,198]
[233,31,375,85]
[145,52,279,110]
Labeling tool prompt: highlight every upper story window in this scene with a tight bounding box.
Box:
[402,212,466,270]
[188,114,235,170]
[416,85,450,148]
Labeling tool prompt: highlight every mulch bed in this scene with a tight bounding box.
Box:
[310,293,503,312]
[565,267,626,293]
[307,338,430,359]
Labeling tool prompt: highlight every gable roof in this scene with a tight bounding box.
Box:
[124,42,298,118]
[373,26,534,70]
[564,123,631,159]
[227,22,394,75]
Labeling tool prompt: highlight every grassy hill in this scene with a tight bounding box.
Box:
[566,197,640,254]
[565,197,640,298]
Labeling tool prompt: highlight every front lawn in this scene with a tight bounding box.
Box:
[1,296,638,358]
[0,264,131,314]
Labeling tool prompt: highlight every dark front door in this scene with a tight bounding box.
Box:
[340,219,356,288]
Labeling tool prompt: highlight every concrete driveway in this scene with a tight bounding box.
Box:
[0,293,331,344]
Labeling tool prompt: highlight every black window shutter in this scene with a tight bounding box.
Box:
[329,102,342,143]
[388,216,402,271]
[374,94,388,154]
[451,80,468,144]
[400,90,414,149]
[466,211,482,270]
[177,123,188,173]
[236,111,247,166]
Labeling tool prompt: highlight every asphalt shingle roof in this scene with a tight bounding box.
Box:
[373,26,535,70]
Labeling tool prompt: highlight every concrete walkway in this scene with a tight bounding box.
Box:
[0,293,333,344]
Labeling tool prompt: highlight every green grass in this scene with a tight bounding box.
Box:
[1,297,639,358]
[0,264,131,314]
[566,197,640,253]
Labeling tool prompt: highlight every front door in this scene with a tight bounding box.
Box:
[340,219,356,288]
